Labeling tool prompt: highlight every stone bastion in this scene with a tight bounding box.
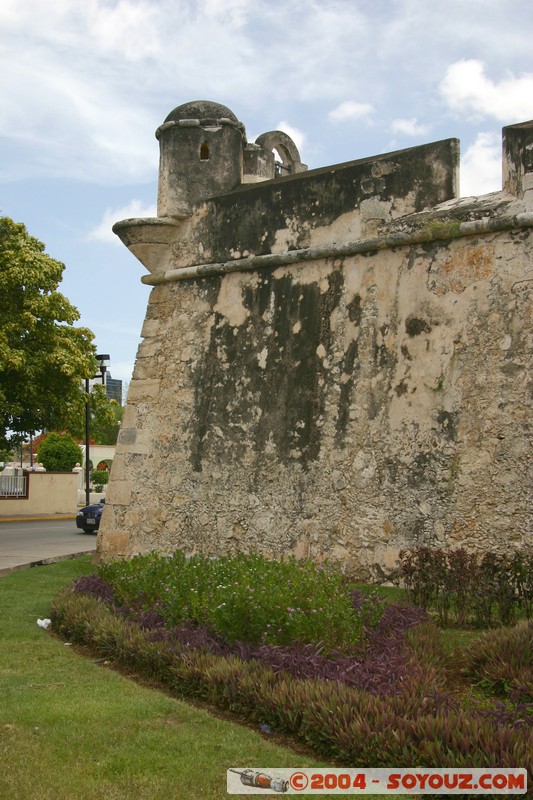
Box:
[97,102,533,579]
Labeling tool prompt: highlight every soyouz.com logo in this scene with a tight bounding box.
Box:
[227,768,527,794]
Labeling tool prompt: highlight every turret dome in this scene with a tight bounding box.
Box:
[164,100,240,126]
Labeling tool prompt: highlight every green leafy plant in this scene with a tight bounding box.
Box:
[98,551,381,652]
[90,468,109,492]
[37,432,82,472]
[397,547,532,627]
[0,216,97,449]
[463,620,533,702]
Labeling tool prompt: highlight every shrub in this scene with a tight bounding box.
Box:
[397,546,445,611]
[473,552,514,627]
[443,547,478,626]
[511,549,533,620]
[463,620,533,703]
[71,573,116,605]
[90,468,109,491]
[72,573,436,698]
[98,551,382,652]
[397,547,533,627]
[37,432,82,472]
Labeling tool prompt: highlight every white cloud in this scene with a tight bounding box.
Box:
[328,101,375,124]
[391,118,430,137]
[81,0,161,61]
[87,200,157,244]
[440,60,533,122]
[460,132,501,197]
[1,1,532,187]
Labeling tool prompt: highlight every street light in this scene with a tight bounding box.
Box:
[85,353,110,506]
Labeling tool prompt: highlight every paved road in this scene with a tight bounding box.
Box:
[0,518,96,574]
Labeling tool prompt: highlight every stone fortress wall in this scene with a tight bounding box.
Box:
[97,102,533,579]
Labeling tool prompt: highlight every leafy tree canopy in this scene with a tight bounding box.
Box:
[90,469,110,491]
[37,432,83,472]
[0,217,97,447]
[90,391,123,445]
[65,383,123,445]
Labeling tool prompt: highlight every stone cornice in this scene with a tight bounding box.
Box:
[141,210,533,286]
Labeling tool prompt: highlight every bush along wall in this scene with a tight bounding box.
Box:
[396,547,533,627]
[50,571,532,775]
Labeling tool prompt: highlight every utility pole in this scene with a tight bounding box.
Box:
[85,354,110,506]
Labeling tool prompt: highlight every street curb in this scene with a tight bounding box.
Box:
[0,550,96,577]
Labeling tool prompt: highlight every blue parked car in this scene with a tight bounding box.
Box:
[76,499,105,534]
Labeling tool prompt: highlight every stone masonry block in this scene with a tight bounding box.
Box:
[127,379,160,402]
[106,480,132,506]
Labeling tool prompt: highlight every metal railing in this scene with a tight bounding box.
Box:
[0,474,28,498]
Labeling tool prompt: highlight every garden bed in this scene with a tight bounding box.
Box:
[50,550,532,777]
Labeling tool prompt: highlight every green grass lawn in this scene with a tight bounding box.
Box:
[0,557,375,800]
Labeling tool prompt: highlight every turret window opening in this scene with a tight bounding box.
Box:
[273,146,290,177]
[200,142,210,160]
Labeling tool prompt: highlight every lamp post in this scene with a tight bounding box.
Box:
[85,353,110,506]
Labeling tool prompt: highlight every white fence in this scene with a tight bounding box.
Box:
[0,474,27,497]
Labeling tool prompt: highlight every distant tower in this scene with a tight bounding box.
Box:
[155,100,246,218]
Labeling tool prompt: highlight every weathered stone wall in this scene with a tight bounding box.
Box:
[98,111,532,578]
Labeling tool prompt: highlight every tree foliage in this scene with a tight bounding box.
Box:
[65,384,123,445]
[90,469,110,491]
[0,217,97,447]
[37,432,83,472]
[91,392,123,445]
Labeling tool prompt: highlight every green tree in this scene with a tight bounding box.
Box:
[0,217,97,448]
[90,468,109,492]
[91,394,123,445]
[65,384,123,445]
[0,443,14,464]
[37,432,82,472]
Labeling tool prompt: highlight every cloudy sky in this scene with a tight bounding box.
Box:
[2,0,532,387]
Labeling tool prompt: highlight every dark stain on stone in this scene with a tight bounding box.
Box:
[394,379,408,396]
[189,269,344,471]
[189,310,225,472]
[347,294,362,325]
[367,389,385,421]
[375,340,396,370]
[500,361,523,377]
[411,518,429,544]
[407,452,436,487]
[407,250,418,270]
[253,274,325,464]
[401,344,412,361]
[405,316,432,337]
[437,410,458,441]
[384,458,400,484]
[335,340,359,442]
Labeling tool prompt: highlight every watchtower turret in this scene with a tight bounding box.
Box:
[155,100,246,217]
